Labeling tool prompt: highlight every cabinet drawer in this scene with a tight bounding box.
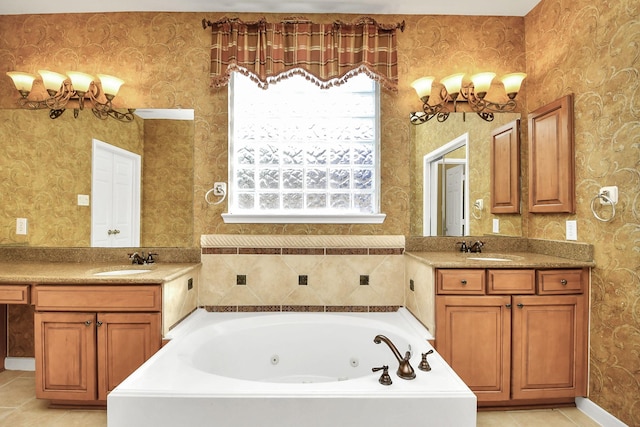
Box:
[437,269,485,294]
[487,270,535,294]
[0,285,30,304]
[537,269,586,294]
[34,285,161,312]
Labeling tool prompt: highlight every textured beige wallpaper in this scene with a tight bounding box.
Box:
[524,1,639,424]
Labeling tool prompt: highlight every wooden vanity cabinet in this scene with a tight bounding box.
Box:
[435,268,588,407]
[33,285,162,405]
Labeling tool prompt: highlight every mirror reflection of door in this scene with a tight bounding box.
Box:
[91,139,141,247]
[444,163,465,236]
[423,133,469,236]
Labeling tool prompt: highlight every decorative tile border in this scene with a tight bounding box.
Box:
[201,235,405,255]
[201,305,401,313]
[201,234,405,248]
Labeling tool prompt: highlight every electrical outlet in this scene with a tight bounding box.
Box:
[492,218,500,233]
[16,218,28,235]
[236,274,247,285]
[187,278,193,290]
[213,182,227,196]
[298,275,308,286]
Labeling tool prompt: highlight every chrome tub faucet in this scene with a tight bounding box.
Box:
[374,335,416,380]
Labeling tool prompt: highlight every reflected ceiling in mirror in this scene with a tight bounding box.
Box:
[410,112,522,237]
[0,108,195,248]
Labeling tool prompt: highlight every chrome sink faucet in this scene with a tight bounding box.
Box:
[374,335,416,380]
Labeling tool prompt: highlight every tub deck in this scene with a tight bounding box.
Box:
[108,308,476,427]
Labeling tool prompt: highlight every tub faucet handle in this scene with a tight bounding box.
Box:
[419,349,434,372]
[372,365,392,386]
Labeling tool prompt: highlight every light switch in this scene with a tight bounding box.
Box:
[492,218,500,233]
[566,220,577,241]
[77,194,90,206]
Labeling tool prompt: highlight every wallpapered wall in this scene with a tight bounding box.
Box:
[524,1,639,424]
[0,1,638,423]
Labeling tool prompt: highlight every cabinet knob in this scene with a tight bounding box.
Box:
[560,279,568,286]
[84,320,92,326]
[96,320,103,327]
[517,303,524,308]
[460,279,467,285]
[505,303,512,308]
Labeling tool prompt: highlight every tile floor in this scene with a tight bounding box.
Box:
[0,370,602,426]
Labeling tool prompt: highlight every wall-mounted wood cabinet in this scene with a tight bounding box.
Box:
[528,94,575,213]
[491,119,521,214]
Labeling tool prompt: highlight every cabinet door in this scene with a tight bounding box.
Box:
[436,296,511,401]
[34,312,97,401]
[511,295,587,400]
[96,312,161,400]
[528,94,575,213]
[490,119,521,214]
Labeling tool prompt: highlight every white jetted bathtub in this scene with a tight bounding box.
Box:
[108,308,476,427]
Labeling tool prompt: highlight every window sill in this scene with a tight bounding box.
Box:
[221,213,386,224]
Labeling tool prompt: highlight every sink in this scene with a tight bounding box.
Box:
[465,254,521,262]
[467,257,512,262]
[93,269,152,276]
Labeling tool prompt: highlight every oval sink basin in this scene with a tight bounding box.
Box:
[93,269,152,276]
[467,257,512,262]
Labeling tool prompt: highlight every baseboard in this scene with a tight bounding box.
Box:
[4,357,35,371]
[576,397,628,427]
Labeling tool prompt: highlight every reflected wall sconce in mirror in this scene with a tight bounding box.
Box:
[6,70,135,122]
[409,72,526,124]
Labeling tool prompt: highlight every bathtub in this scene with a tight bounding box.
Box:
[108,308,476,427]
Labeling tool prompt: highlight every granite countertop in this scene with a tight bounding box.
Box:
[0,262,201,285]
[405,251,595,268]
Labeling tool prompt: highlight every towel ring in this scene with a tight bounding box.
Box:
[590,192,616,222]
[205,185,227,205]
[471,203,482,220]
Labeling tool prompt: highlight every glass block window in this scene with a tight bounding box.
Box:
[228,72,381,222]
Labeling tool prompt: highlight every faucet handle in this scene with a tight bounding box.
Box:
[372,365,392,386]
[146,253,158,263]
[456,241,469,252]
[419,349,434,372]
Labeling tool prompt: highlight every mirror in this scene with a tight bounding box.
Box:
[410,112,522,237]
[0,108,195,248]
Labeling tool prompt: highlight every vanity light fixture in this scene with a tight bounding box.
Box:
[6,70,135,122]
[409,72,526,124]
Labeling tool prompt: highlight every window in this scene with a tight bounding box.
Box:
[224,72,385,224]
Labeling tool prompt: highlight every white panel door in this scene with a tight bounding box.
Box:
[91,139,141,247]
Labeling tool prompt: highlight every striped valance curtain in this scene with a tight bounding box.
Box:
[204,17,404,91]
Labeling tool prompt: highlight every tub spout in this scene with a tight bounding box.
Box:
[374,334,416,380]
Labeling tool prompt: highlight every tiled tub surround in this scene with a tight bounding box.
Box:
[108,308,476,427]
[200,235,405,311]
